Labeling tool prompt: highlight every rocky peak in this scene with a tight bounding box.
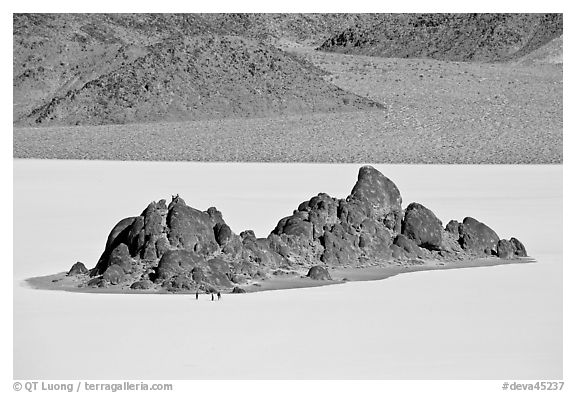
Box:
[348,165,402,231]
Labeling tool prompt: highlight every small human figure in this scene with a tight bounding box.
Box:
[211,293,214,301]
[195,291,199,300]
[217,291,221,301]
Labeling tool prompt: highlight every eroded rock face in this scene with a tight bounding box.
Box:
[402,202,443,250]
[167,202,219,255]
[85,166,527,292]
[269,166,402,267]
[349,165,403,232]
[155,250,202,281]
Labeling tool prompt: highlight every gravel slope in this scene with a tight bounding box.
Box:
[13,109,561,164]
[14,49,562,164]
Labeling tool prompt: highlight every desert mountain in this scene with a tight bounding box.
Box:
[14,13,562,127]
[318,13,563,62]
[13,13,382,126]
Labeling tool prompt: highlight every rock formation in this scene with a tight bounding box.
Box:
[67,261,88,276]
[73,166,528,292]
[307,266,332,280]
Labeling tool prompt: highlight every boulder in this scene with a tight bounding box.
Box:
[92,216,137,275]
[163,275,195,291]
[141,200,166,238]
[458,217,500,255]
[497,239,515,259]
[214,222,233,246]
[130,279,154,290]
[338,199,368,228]
[204,258,233,287]
[390,244,404,259]
[155,249,202,281]
[125,215,146,257]
[267,234,291,257]
[510,237,528,257]
[206,206,225,225]
[166,202,219,255]
[86,277,107,288]
[155,235,171,259]
[68,261,88,276]
[107,243,133,273]
[445,220,461,235]
[497,237,528,258]
[307,265,331,280]
[348,165,402,232]
[232,286,246,294]
[393,234,422,258]
[102,265,126,285]
[104,217,137,252]
[300,193,339,238]
[402,202,443,250]
[240,230,257,242]
[321,225,358,265]
[273,216,313,240]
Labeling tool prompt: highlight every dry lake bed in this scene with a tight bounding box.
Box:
[13,160,562,379]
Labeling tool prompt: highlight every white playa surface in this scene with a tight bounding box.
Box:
[13,161,562,379]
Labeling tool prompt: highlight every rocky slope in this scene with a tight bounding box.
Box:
[13,13,382,126]
[23,35,379,126]
[318,13,563,62]
[66,166,528,293]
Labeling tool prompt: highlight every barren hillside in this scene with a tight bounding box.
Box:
[318,13,563,62]
[13,14,382,126]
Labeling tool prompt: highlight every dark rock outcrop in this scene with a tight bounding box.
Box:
[130,279,154,290]
[270,165,401,267]
[497,239,515,259]
[510,237,528,257]
[498,237,528,259]
[445,220,460,235]
[232,286,246,294]
[102,265,126,285]
[349,165,402,232]
[82,166,527,292]
[166,201,220,255]
[155,250,202,281]
[402,202,443,250]
[393,234,424,259]
[307,265,332,280]
[68,261,88,276]
[458,217,500,255]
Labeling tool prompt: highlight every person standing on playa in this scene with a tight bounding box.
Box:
[211,293,214,301]
[217,291,221,301]
[195,291,199,300]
